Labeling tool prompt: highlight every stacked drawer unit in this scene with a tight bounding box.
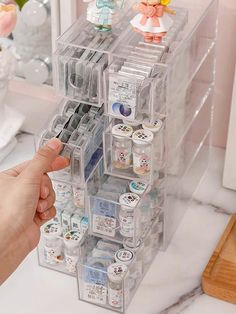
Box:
[37,0,218,312]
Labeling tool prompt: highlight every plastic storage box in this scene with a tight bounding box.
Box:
[37,155,105,276]
[88,171,163,243]
[103,119,165,183]
[77,216,162,312]
[54,1,135,108]
[38,99,107,186]
[37,0,218,312]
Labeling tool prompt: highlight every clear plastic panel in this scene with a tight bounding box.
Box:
[54,44,109,107]
[161,89,213,249]
[103,119,165,183]
[166,0,217,98]
[87,173,163,244]
[37,1,218,312]
[37,158,105,275]
[162,132,211,250]
[104,58,167,122]
[54,2,135,107]
[37,100,107,186]
[77,216,162,313]
[109,7,188,61]
[38,225,88,277]
[167,88,212,177]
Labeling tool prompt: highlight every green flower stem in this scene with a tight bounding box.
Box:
[15,0,27,10]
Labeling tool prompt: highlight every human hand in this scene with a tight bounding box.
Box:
[0,138,69,284]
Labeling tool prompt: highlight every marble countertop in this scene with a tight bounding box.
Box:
[0,133,236,314]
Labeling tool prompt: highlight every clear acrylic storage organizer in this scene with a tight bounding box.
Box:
[38,99,107,186]
[87,169,163,244]
[36,1,218,312]
[38,156,105,275]
[38,222,87,277]
[103,7,188,122]
[54,1,135,107]
[103,119,165,184]
[104,59,167,123]
[160,89,213,249]
[165,0,217,98]
[77,216,162,313]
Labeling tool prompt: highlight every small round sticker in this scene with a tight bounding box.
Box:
[129,181,148,195]
[115,249,134,265]
[112,124,133,138]
[132,129,154,145]
[64,230,82,247]
[119,193,140,209]
[107,263,128,283]
[43,223,61,238]
[142,119,163,133]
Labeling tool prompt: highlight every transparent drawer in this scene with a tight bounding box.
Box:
[88,172,163,244]
[36,1,218,307]
[160,89,213,249]
[166,0,217,97]
[54,5,188,109]
[166,66,214,161]
[103,119,165,183]
[162,132,211,250]
[38,223,87,277]
[37,159,105,275]
[104,58,167,122]
[54,3,134,107]
[167,87,213,177]
[54,41,109,107]
[52,181,87,233]
[110,7,188,62]
[38,100,107,186]
[77,216,162,313]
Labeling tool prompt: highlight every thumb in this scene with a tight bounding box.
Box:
[21,138,63,180]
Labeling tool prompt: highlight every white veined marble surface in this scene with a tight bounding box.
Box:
[0,133,236,314]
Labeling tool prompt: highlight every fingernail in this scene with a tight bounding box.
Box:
[38,200,48,213]
[46,138,62,151]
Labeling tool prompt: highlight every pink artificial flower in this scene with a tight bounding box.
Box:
[0,4,17,38]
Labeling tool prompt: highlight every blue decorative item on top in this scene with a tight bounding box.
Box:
[84,0,125,31]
